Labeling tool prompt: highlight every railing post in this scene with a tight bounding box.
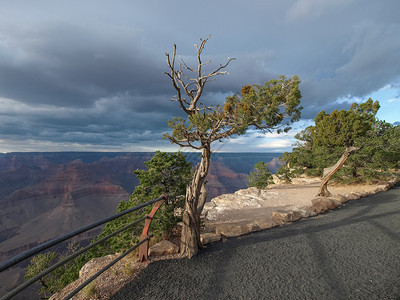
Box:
[138,195,167,262]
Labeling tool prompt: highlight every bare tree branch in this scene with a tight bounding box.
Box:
[164,47,191,115]
[165,135,203,150]
[180,56,195,73]
[165,36,235,116]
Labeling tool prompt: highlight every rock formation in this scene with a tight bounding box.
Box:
[149,240,180,257]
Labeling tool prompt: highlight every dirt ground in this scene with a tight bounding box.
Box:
[203,180,383,230]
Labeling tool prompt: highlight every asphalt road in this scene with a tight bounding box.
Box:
[111,185,400,300]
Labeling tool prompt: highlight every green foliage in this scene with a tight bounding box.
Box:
[313,98,379,148]
[25,252,59,297]
[276,164,293,183]
[342,121,400,181]
[247,161,274,189]
[165,75,302,147]
[226,75,302,134]
[280,126,343,177]
[358,121,400,170]
[133,151,191,198]
[164,37,303,256]
[280,99,399,183]
[24,242,80,297]
[25,151,192,297]
[91,151,191,255]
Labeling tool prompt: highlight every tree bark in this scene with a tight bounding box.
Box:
[180,145,211,258]
[317,146,359,197]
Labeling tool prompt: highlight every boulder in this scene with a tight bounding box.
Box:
[375,185,389,192]
[346,193,361,200]
[293,207,317,218]
[310,197,342,213]
[149,240,179,257]
[202,201,216,212]
[248,219,282,231]
[388,179,398,187]
[79,254,118,280]
[357,192,370,197]
[215,224,248,238]
[331,194,348,204]
[271,217,286,226]
[200,232,221,245]
[246,222,261,233]
[203,208,219,221]
[272,210,302,223]
[271,174,283,184]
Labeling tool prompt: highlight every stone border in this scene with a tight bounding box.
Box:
[200,180,398,245]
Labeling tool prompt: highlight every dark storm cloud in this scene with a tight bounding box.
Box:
[0,94,177,147]
[284,3,400,119]
[0,22,170,107]
[0,0,399,151]
[0,17,183,148]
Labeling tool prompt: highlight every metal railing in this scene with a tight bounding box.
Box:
[0,194,167,300]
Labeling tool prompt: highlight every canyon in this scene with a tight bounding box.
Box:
[0,151,281,298]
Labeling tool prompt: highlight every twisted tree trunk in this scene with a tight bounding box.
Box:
[317,146,359,197]
[180,145,210,258]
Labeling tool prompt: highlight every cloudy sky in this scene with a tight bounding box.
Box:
[0,0,399,153]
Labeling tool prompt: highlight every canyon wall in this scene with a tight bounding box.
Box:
[0,152,281,297]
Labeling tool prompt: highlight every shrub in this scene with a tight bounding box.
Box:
[247,161,274,189]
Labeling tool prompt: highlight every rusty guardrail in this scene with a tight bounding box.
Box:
[0,194,167,300]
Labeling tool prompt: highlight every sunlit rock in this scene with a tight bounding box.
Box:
[149,240,179,257]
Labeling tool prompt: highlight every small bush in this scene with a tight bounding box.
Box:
[247,161,274,190]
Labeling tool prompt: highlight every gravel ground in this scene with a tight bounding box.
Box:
[111,185,400,300]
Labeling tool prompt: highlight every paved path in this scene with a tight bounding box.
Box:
[111,185,400,299]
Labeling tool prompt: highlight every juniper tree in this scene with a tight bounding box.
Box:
[93,151,191,254]
[345,120,400,180]
[164,36,302,257]
[312,98,380,196]
[281,100,399,189]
